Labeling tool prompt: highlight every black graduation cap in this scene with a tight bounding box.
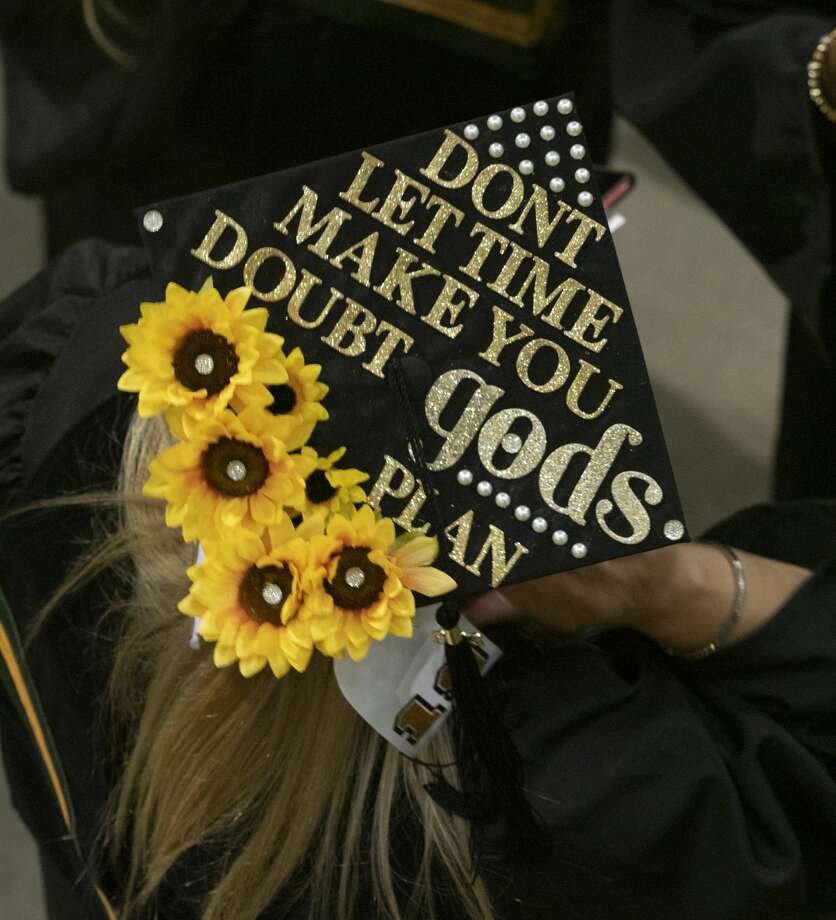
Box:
[137,93,688,601]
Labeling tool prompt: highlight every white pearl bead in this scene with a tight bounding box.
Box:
[540,124,556,141]
[552,530,568,546]
[515,133,530,148]
[456,469,473,486]
[570,144,586,160]
[519,160,534,175]
[532,517,548,533]
[487,114,503,131]
[664,519,685,541]
[194,353,215,375]
[463,124,479,140]
[510,106,526,122]
[566,120,583,136]
[226,460,247,482]
[345,566,366,588]
[501,433,523,453]
[557,98,573,115]
[514,505,531,522]
[143,209,163,233]
[476,480,493,497]
[578,191,593,207]
[533,100,548,116]
[574,167,590,183]
[549,177,565,193]
[495,492,511,508]
[544,150,560,166]
[262,584,283,606]
[571,542,588,559]
[489,142,504,158]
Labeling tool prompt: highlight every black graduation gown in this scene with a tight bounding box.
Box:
[611,0,836,502]
[1,240,836,919]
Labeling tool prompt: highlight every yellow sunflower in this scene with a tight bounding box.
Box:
[297,446,368,518]
[252,346,329,450]
[117,279,288,438]
[179,515,324,678]
[144,406,316,543]
[302,505,457,662]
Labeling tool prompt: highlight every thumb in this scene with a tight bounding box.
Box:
[462,589,523,627]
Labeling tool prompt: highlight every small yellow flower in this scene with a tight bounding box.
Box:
[179,515,324,679]
[297,446,368,517]
[144,406,316,543]
[253,347,329,450]
[303,506,456,662]
[117,280,287,438]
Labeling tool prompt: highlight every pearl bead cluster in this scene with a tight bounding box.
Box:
[455,462,587,560]
[463,98,594,209]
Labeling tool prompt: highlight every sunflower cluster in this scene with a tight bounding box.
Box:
[118,279,456,679]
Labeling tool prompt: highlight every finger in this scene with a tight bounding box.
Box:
[462,589,523,627]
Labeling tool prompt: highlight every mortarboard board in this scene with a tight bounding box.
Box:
[122,92,690,858]
[136,93,688,602]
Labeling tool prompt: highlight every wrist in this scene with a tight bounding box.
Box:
[630,543,737,654]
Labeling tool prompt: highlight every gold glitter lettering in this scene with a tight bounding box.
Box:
[539,423,643,524]
[478,304,533,367]
[565,359,623,420]
[330,232,379,287]
[421,275,478,339]
[477,408,547,479]
[444,511,474,567]
[190,209,248,269]
[555,209,606,269]
[509,256,586,330]
[338,151,385,214]
[366,455,431,534]
[469,525,529,588]
[373,247,441,315]
[425,369,505,471]
[508,184,571,249]
[419,129,479,189]
[516,338,571,393]
[396,483,430,534]
[596,471,663,545]
[471,164,524,220]
[372,169,431,235]
[287,270,343,329]
[412,194,465,254]
[242,247,297,302]
[362,321,414,378]
[321,300,377,357]
[274,185,352,260]
[564,289,624,353]
[486,240,530,298]
[458,222,509,283]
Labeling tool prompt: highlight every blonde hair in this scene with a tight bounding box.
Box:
[30,411,497,920]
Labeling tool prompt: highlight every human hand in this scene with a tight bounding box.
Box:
[463,543,813,656]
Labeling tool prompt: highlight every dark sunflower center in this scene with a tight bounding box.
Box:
[173,329,239,396]
[326,547,386,610]
[239,564,295,625]
[200,437,269,497]
[269,383,297,414]
[305,469,337,504]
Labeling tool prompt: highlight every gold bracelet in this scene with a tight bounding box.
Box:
[664,543,746,661]
[808,28,836,125]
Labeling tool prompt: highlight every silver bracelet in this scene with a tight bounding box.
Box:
[664,543,746,661]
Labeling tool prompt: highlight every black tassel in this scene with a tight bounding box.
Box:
[426,600,551,864]
[384,358,551,864]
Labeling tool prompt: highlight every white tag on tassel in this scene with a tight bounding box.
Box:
[334,604,502,757]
